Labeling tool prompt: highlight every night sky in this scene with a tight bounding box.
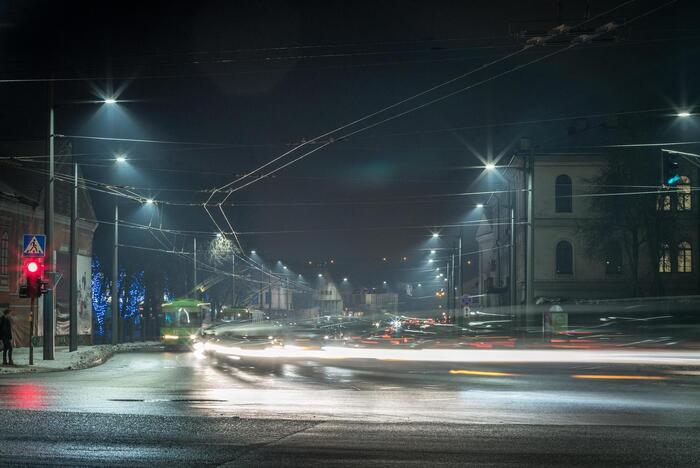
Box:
[1,0,698,291]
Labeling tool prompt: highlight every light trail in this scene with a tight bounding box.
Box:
[203,342,700,367]
[571,375,669,381]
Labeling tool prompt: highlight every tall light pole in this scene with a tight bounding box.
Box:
[44,92,55,360]
[69,163,78,351]
[193,237,197,298]
[112,203,119,345]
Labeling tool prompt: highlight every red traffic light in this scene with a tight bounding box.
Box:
[26,261,39,273]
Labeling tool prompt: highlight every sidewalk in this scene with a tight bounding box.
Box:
[0,341,162,375]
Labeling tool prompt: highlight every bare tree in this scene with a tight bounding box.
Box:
[580,152,675,296]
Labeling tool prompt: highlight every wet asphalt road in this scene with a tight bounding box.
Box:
[0,351,699,466]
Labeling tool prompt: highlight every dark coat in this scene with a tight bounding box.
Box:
[0,315,12,340]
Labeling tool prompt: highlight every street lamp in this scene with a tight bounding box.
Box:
[476,203,484,208]
[145,198,154,205]
[677,111,691,117]
[115,155,127,163]
[104,98,117,104]
[485,163,496,171]
[432,233,440,239]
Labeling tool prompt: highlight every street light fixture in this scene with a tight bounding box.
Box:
[115,155,127,163]
[145,198,154,205]
[485,163,496,171]
[104,98,117,104]
[476,203,484,208]
[432,233,439,239]
[430,249,436,255]
[251,250,256,254]
[677,111,691,117]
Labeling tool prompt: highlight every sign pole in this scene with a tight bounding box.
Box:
[29,297,34,366]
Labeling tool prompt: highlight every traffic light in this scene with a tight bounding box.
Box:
[19,258,46,299]
[663,152,681,186]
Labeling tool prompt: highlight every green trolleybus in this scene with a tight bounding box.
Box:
[160,298,211,347]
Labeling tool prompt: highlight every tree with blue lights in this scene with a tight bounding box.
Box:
[125,270,146,326]
[91,257,109,337]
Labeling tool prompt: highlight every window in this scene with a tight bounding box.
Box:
[605,242,623,275]
[659,242,672,273]
[678,241,692,273]
[678,176,692,211]
[555,240,573,275]
[657,194,671,211]
[0,231,7,276]
[555,175,572,213]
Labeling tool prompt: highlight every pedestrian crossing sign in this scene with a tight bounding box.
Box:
[23,234,46,258]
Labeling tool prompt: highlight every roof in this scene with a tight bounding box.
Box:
[0,140,96,222]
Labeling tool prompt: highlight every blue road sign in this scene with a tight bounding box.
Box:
[23,234,46,258]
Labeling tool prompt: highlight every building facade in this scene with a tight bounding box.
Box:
[477,141,699,309]
[0,142,97,346]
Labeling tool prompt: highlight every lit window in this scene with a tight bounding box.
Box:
[677,176,692,211]
[659,242,672,273]
[555,175,572,213]
[0,231,7,276]
[678,241,692,273]
[555,241,573,275]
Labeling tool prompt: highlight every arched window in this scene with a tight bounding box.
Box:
[605,242,623,275]
[678,241,692,273]
[659,242,672,273]
[555,241,573,275]
[678,176,692,211]
[555,175,572,213]
[0,231,8,276]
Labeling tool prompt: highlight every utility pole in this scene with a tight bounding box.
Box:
[510,193,517,314]
[193,237,197,298]
[231,252,235,307]
[112,203,119,345]
[43,92,55,360]
[69,163,78,351]
[445,260,450,314]
[458,234,463,304]
[525,145,535,333]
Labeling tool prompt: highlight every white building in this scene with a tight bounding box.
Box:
[477,136,699,309]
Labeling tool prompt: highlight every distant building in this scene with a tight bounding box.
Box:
[350,288,398,317]
[0,141,97,346]
[312,278,344,315]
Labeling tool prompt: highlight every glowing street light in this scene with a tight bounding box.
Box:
[251,250,256,254]
[318,273,323,278]
[432,233,439,239]
[430,249,436,255]
[677,111,691,117]
[343,277,348,282]
[476,203,484,208]
[115,154,127,163]
[485,163,496,171]
[428,259,434,264]
[145,198,154,205]
[103,98,117,104]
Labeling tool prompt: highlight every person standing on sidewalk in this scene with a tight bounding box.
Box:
[0,308,14,366]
